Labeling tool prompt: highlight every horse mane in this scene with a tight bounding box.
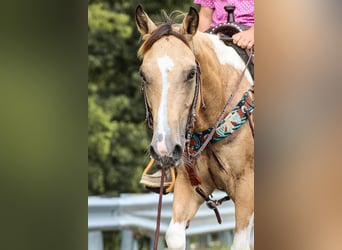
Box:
[138,10,191,57]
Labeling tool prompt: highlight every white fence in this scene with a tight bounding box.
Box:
[88,191,238,250]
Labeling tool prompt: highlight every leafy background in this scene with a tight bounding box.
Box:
[88,0,195,195]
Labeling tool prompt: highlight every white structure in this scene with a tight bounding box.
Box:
[88,191,238,250]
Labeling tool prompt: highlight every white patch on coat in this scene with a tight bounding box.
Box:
[231,213,254,250]
[207,34,253,85]
[165,220,186,250]
[156,56,174,156]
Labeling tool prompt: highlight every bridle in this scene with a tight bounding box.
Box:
[141,30,254,186]
[141,42,254,144]
[140,33,254,250]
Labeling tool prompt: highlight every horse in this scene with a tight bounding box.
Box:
[135,5,254,250]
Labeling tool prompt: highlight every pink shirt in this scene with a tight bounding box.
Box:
[194,0,254,27]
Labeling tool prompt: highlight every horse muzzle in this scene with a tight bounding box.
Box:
[149,143,183,168]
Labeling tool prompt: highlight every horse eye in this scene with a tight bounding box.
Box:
[139,70,147,82]
[186,69,196,81]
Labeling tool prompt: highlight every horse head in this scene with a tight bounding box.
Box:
[136,5,199,168]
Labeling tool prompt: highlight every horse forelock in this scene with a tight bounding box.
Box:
[138,23,190,57]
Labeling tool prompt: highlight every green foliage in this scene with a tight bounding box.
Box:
[88,0,194,197]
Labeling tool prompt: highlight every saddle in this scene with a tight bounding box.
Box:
[205,6,254,79]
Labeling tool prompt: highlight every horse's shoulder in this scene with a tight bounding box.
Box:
[204,24,254,79]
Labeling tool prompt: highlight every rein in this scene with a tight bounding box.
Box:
[153,167,165,250]
[183,50,254,223]
[187,51,254,161]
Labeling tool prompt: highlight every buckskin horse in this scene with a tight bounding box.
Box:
[135,5,254,250]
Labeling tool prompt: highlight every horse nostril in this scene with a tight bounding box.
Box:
[150,145,159,160]
[172,144,183,161]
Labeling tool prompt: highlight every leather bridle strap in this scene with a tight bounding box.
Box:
[185,60,202,132]
[195,186,230,224]
[153,167,166,250]
[141,83,153,129]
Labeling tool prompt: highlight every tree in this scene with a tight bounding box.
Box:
[88,0,194,197]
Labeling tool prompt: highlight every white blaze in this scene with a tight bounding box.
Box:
[208,34,253,85]
[156,55,174,155]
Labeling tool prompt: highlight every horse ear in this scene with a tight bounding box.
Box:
[135,5,157,36]
[181,7,199,37]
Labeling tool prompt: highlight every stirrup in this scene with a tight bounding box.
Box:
[140,158,176,193]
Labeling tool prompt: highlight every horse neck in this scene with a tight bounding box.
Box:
[192,32,251,131]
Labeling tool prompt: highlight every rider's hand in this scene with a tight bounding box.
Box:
[232,25,254,49]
